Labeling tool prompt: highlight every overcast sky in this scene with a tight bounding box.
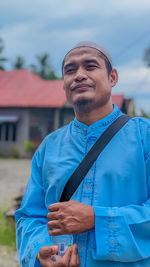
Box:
[0,0,150,113]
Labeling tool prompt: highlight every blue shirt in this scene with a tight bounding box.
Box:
[15,105,150,267]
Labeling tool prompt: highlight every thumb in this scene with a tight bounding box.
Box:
[39,245,58,258]
[49,245,59,255]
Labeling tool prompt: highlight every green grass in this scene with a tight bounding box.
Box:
[0,207,16,250]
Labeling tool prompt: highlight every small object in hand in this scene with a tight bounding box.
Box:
[51,234,73,261]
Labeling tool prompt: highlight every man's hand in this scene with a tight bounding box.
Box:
[37,244,80,267]
[47,200,95,236]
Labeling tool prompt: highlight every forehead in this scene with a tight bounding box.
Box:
[64,47,104,65]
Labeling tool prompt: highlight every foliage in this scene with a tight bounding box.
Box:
[49,70,59,80]
[0,207,16,249]
[0,38,8,70]
[29,53,59,80]
[37,53,50,79]
[24,140,34,153]
[140,110,150,119]
[12,56,25,69]
[0,66,5,70]
[0,36,59,79]
[143,47,150,67]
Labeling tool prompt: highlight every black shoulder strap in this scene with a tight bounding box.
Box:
[60,114,131,202]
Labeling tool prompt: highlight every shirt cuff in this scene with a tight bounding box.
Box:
[91,206,120,261]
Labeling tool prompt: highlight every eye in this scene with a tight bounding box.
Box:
[65,68,76,74]
[86,64,97,70]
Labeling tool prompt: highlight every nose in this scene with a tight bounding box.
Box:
[74,67,87,82]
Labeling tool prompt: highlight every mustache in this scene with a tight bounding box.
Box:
[71,83,94,91]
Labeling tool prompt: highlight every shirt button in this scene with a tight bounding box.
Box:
[109,237,117,247]
[108,210,114,217]
[85,183,92,192]
[83,128,87,131]
[108,222,115,232]
[86,170,92,178]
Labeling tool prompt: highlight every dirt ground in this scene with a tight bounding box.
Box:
[0,158,31,206]
[0,246,19,267]
[0,158,31,267]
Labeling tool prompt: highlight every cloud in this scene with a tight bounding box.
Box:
[0,0,150,113]
[113,60,150,96]
[0,13,104,72]
[1,0,150,79]
[111,0,150,13]
[1,0,150,26]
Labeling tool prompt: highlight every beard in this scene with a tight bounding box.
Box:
[74,91,111,113]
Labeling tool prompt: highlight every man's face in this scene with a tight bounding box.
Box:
[63,47,118,110]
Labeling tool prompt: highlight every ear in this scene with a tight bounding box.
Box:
[109,69,118,87]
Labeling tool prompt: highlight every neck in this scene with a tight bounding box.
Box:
[74,101,113,126]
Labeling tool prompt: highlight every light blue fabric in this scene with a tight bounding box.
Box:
[15,105,150,267]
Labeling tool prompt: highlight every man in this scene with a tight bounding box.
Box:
[15,41,150,267]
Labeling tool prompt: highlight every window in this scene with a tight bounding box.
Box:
[0,115,18,142]
[0,122,17,142]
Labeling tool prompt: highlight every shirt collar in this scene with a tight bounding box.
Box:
[72,104,122,133]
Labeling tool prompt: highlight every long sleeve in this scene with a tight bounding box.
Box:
[15,144,51,267]
[92,153,150,262]
[14,109,150,267]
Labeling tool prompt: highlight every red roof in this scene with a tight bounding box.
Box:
[0,69,66,108]
[0,70,124,108]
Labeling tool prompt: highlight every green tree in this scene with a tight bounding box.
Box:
[12,56,25,69]
[140,110,150,119]
[30,53,59,80]
[37,53,50,79]
[0,38,8,70]
[48,70,59,80]
[143,47,150,67]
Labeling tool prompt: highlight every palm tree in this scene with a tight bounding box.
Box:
[0,38,8,70]
[144,47,150,67]
[36,53,52,79]
[13,56,25,69]
[30,53,59,80]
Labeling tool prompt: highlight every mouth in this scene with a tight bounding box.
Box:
[71,83,93,92]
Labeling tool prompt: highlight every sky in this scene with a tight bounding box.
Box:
[0,0,150,113]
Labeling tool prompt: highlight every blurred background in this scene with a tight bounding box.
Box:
[0,0,150,265]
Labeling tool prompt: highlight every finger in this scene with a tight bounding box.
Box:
[47,220,60,230]
[37,253,40,262]
[60,247,72,266]
[48,228,64,236]
[75,251,80,266]
[39,245,58,258]
[48,203,62,211]
[69,244,80,266]
[47,211,59,220]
